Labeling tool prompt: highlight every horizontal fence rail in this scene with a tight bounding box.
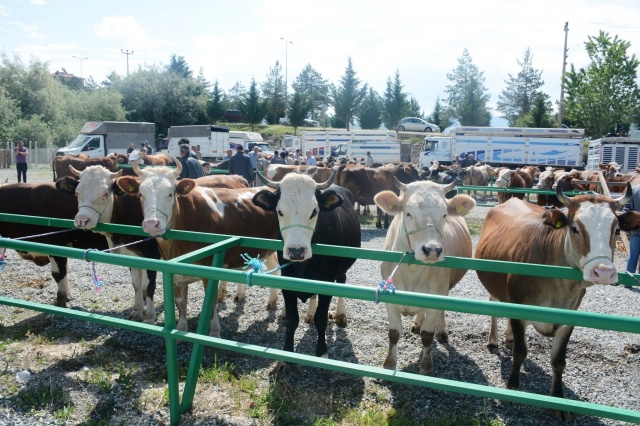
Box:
[0,213,639,425]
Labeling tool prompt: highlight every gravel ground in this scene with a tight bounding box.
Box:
[0,165,638,425]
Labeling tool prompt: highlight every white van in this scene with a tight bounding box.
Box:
[229,131,271,155]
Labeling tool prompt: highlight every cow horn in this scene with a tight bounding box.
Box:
[110,169,123,179]
[316,169,337,190]
[256,171,280,189]
[132,157,143,177]
[69,165,82,176]
[441,181,456,194]
[169,154,182,178]
[614,182,633,209]
[394,177,408,193]
[556,182,573,207]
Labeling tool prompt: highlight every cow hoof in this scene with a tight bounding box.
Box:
[129,311,144,322]
[410,324,421,334]
[329,311,347,328]
[375,222,382,228]
[551,409,572,422]
[266,300,277,311]
[486,344,500,355]
[304,316,314,325]
[55,293,69,308]
[233,295,246,304]
[505,339,513,351]
[435,331,449,345]
[216,295,225,303]
[419,367,434,376]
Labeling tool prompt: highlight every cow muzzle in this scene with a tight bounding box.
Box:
[74,214,95,229]
[284,245,310,262]
[585,263,617,285]
[416,242,443,263]
[142,218,166,236]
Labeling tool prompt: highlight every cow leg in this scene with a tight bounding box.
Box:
[50,256,70,307]
[328,273,347,327]
[272,290,300,374]
[376,206,383,228]
[264,252,279,311]
[209,294,221,338]
[384,213,390,229]
[128,268,145,322]
[487,296,500,354]
[304,294,317,324]
[383,305,403,371]
[418,308,442,375]
[505,318,514,350]
[143,269,157,324]
[549,324,575,421]
[216,281,228,303]
[174,283,189,332]
[506,318,527,391]
[411,310,425,334]
[314,295,332,358]
[435,310,449,344]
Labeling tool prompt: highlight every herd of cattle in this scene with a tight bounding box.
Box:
[2,152,640,420]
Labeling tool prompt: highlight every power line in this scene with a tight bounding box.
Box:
[121,49,134,76]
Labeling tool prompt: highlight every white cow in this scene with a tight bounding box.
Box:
[374,179,475,375]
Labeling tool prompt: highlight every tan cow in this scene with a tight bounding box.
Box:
[475,183,640,420]
[265,164,333,183]
[52,155,120,181]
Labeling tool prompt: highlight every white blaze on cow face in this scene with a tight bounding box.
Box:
[495,169,514,188]
[567,201,618,284]
[536,167,555,189]
[275,174,320,261]
[135,167,182,236]
[72,165,120,229]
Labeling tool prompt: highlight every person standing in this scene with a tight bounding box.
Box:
[177,144,205,180]
[364,151,374,167]
[144,141,153,154]
[127,143,135,154]
[223,149,233,160]
[305,150,317,166]
[293,149,302,165]
[228,144,254,183]
[623,184,640,288]
[194,145,202,161]
[14,140,28,183]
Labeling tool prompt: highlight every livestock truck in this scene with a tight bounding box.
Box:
[56,121,156,158]
[166,125,269,161]
[281,130,400,164]
[586,136,640,173]
[419,126,585,170]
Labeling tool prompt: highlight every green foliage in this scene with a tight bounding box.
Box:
[497,48,548,126]
[54,404,75,422]
[563,31,640,137]
[330,57,367,131]
[514,92,555,128]
[445,49,492,126]
[288,91,312,133]
[167,53,193,78]
[359,87,383,129]
[407,97,422,118]
[262,60,286,125]
[207,80,226,123]
[427,97,455,131]
[292,64,329,121]
[12,381,69,413]
[115,362,137,397]
[238,79,267,131]
[382,70,409,130]
[84,366,112,393]
[227,81,246,108]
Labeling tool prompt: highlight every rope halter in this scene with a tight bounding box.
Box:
[280,223,316,234]
[403,221,443,253]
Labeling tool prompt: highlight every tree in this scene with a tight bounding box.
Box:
[238,79,267,131]
[167,54,192,79]
[330,57,367,131]
[287,91,311,134]
[261,60,286,125]
[292,64,329,121]
[358,88,382,130]
[427,97,455,131]
[382,70,409,130]
[407,97,422,118]
[497,48,547,126]
[514,93,555,128]
[101,71,121,88]
[563,31,640,137]
[445,49,492,126]
[207,80,226,123]
[227,82,246,108]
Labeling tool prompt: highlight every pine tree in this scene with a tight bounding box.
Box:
[427,97,454,131]
[330,57,367,131]
[292,64,329,122]
[238,79,267,131]
[287,91,311,134]
[382,70,409,130]
[358,88,382,130]
[445,49,492,126]
[261,61,286,125]
[207,81,226,123]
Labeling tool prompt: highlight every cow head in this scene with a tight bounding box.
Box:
[495,168,515,188]
[115,156,191,236]
[374,179,475,263]
[536,167,556,189]
[55,165,123,229]
[253,170,341,262]
[599,162,624,181]
[542,182,640,284]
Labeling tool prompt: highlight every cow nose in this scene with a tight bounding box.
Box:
[590,265,617,284]
[287,247,307,261]
[421,243,443,258]
[75,216,90,228]
[142,219,162,234]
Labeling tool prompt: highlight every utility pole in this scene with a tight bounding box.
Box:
[72,56,89,78]
[558,22,569,128]
[280,37,293,98]
[121,49,134,76]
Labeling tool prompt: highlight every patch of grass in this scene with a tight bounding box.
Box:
[84,366,112,393]
[12,380,69,413]
[115,362,137,397]
[359,214,377,226]
[465,217,484,236]
[199,355,239,385]
[53,403,75,423]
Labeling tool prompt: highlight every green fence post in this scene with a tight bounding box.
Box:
[181,250,226,413]
[163,272,181,426]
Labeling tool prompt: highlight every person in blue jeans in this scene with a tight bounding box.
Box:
[623,184,640,288]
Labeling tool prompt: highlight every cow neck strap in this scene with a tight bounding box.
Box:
[565,233,612,270]
[144,206,171,221]
[280,223,315,233]
[79,198,112,222]
[403,221,442,253]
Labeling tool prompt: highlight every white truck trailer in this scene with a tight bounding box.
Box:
[419,126,584,169]
[56,121,156,158]
[281,130,399,163]
[166,124,231,161]
[586,136,640,173]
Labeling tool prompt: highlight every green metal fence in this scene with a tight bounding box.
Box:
[0,212,639,425]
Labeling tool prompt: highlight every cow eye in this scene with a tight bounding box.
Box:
[310,208,317,219]
[406,212,412,218]
[571,226,579,234]
[277,210,284,217]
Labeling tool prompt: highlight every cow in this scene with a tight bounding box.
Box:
[114,159,280,335]
[335,163,420,228]
[0,182,109,307]
[421,162,463,199]
[460,164,495,200]
[141,153,173,166]
[56,165,258,324]
[265,164,333,183]
[252,171,361,373]
[535,167,557,207]
[373,180,475,376]
[494,166,538,204]
[52,155,121,181]
[474,183,640,420]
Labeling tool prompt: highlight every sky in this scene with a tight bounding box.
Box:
[1,0,640,121]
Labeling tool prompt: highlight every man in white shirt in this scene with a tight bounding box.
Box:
[305,150,317,166]
[365,151,374,167]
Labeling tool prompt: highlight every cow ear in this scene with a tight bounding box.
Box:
[252,190,279,211]
[598,164,606,170]
[55,176,78,194]
[176,179,196,196]
[111,181,126,196]
[447,194,476,216]
[542,209,568,229]
[375,190,403,215]
[316,189,344,211]
[617,211,640,232]
[116,176,140,195]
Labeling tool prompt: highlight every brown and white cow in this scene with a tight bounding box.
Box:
[475,183,640,420]
[115,159,280,335]
[52,155,120,181]
[374,180,475,375]
[494,166,538,204]
[460,164,495,200]
[265,164,333,183]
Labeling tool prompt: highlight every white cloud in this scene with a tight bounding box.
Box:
[9,20,46,41]
[0,5,8,16]
[30,0,47,5]
[93,16,163,50]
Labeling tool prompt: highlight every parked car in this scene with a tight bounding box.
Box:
[397,117,440,132]
[224,109,243,123]
[303,119,319,127]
